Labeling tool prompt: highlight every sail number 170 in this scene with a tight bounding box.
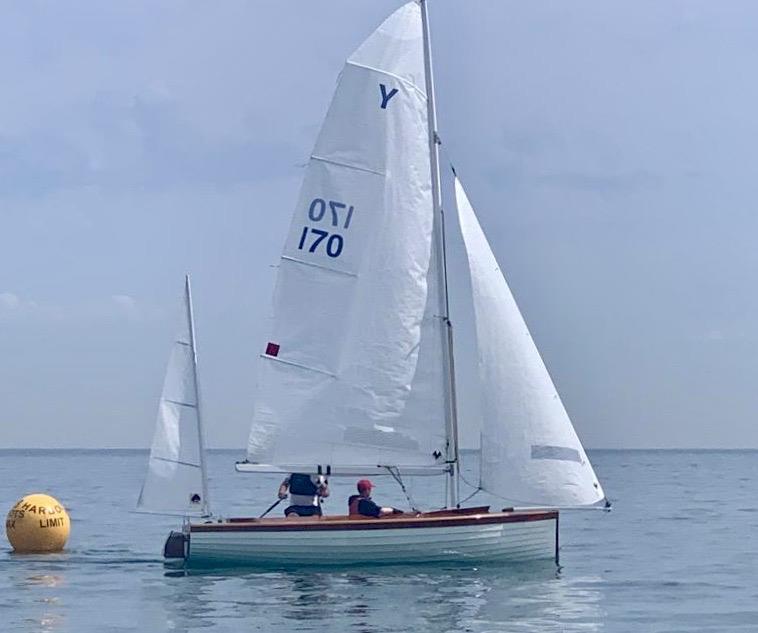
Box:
[297,198,354,259]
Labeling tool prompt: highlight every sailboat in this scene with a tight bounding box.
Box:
[155,0,607,567]
[137,275,210,519]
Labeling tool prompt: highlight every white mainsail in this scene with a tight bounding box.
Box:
[245,2,448,472]
[455,177,606,507]
[137,275,210,516]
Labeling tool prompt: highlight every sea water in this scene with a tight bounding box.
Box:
[1,449,756,632]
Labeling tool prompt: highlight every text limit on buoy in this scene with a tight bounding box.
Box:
[5,493,71,553]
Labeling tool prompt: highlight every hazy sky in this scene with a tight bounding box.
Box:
[1,1,757,449]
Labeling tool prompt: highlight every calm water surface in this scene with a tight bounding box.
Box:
[1,449,757,632]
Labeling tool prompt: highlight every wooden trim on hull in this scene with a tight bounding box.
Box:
[190,509,558,533]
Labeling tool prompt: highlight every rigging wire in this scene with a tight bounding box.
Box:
[384,467,420,513]
[457,466,482,505]
[430,467,483,510]
[435,132,460,181]
[459,487,481,505]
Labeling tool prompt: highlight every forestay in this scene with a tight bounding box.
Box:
[246,2,447,471]
[455,178,606,507]
[137,276,210,516]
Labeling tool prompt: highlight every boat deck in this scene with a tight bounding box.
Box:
[190,506,558,533]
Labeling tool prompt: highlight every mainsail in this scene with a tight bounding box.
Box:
[245,2,448,472]
[137,276,210,516]
[455,177,606,507]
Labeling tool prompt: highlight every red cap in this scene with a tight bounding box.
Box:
[357,479,374,493]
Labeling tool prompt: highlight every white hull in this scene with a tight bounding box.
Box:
[182,510,558,567]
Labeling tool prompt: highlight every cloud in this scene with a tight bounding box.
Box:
[0,89,299,200]
[0,292,39,316]
[111,294,139,319]
[0,134,90,197]
[0,292,21,310]
[0,291,157,322]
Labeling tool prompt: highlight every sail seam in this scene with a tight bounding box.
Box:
[162,398,198,409]
[280,255,357,278]
[310,154,385,177]
[260,354,337,378]
[152,456,201,469]
[340,440,422,454]
[345,60,427,99]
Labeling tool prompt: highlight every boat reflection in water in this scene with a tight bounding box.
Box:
[159,564,605,633]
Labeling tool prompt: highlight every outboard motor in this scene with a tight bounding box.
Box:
[163,530,187,559]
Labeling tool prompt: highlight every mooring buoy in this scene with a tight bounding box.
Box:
[5,493,70,553]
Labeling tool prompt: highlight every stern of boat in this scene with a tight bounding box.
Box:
[163,529,188,560]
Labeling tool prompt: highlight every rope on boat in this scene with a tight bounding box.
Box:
[457,470,482,505]
[459,486,481,505]
[428,451,484,510]
[384,466,420,513]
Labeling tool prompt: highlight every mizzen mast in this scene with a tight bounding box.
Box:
[419,0,460,507]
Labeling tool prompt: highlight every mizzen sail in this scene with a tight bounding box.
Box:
[137,276,210,516]
[246,2,447,471]
[455,177,605,507]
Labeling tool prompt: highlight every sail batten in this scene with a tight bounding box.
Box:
[345,61,427,97]
[259,354,338,378]
[279,255,358,277]
[309,154,386,177]
[454,177,605,507]
[152,457,201,469]
[162,398,197,409]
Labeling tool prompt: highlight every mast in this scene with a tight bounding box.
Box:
[419,0,460,508]
[185,274,211,517]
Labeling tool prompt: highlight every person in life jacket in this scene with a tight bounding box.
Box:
[279,473,329,517]
[348,479,403,518]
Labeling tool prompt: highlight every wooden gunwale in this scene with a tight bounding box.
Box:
[223,504,492,524]
[191,509,558,533]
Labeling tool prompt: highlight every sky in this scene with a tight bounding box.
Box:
[1,1,757,449]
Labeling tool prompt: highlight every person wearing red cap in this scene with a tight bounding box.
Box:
[347,479,402,518]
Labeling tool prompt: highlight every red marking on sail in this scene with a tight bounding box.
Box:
[265,342,280,357]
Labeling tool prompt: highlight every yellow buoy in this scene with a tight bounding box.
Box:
[5,493,70,553]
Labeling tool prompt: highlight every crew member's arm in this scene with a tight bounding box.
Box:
[358,499,400,518]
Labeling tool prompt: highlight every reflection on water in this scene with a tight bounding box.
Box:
[153,562,602,633]
[4,571,66,632]
[25,574,64,588]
